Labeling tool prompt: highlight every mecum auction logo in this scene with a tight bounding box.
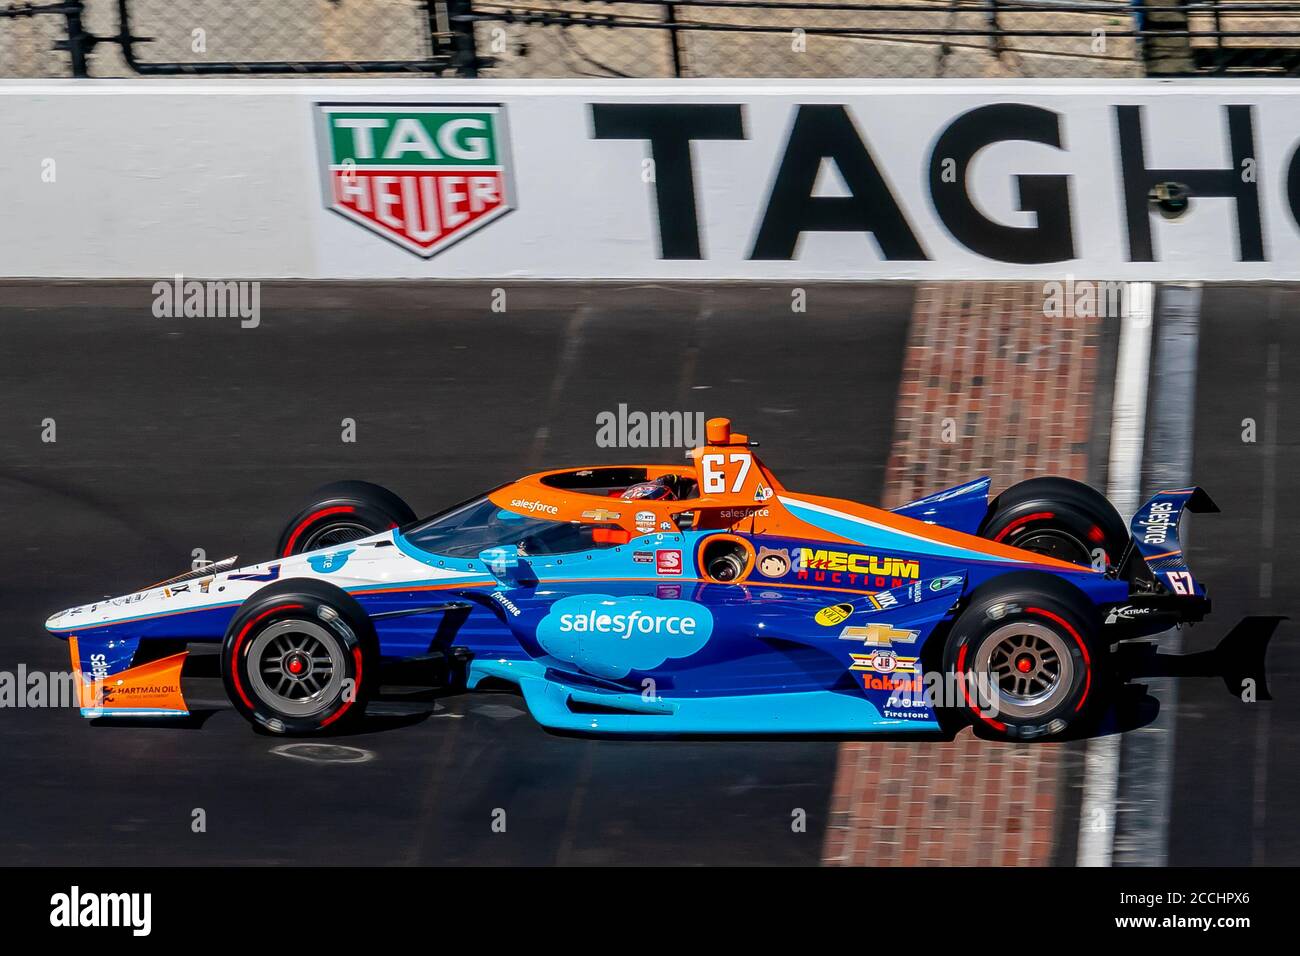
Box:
[315,103,514,258]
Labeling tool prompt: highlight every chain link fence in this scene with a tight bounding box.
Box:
[466,0,1144,78]
[4,0,1300,77]
[1,0,461,76]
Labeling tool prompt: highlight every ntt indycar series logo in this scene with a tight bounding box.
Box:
[315,103,515,258]
[536,595,713,680]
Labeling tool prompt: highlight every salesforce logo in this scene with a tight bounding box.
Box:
[536,594,713,680]
[510,498,559,516]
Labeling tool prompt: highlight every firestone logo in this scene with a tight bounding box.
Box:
[315,103,514,258]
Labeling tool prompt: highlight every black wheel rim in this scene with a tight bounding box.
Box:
[300,520,374,552]
[1012,527,1096,567]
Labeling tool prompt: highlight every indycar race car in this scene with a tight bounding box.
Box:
[46,418,1217,741]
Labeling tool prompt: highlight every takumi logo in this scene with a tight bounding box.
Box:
[315,104,514,258]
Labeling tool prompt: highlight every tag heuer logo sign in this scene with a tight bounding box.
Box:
[315,104,514,258]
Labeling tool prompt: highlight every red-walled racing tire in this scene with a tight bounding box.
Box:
[277,480,415,556]
[979,476,1129,571]
[942,572,1106,741]
[221,579,378,736]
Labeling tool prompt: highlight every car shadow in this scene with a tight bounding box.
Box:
[89,708,221,730]
[1007,614,1289,743]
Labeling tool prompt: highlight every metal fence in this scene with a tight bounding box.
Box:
[4,0,1300,77]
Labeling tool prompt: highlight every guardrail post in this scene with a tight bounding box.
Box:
[445,0,481,76]
[984,0,1004,59]
[61,0,92,76]
[664,2,685,76]
[1139,0,1196,74]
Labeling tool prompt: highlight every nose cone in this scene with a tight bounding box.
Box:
[46,607,75,633]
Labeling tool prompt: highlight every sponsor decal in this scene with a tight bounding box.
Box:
[164,581,212,598]
[307,548,355,574]
[535,594,713,679]
[814,602,854,627]
[581,509,622,522]
[510,498,559,516]
[1105,603,1156,625]
[230,564,281,582]
[316,104,513,258]
[849,651,919,674]
[491,591,523,617]
[930,575,964,592]
[754,483,773,502]
[656,549,683,576]
[1137,499,1176,545]
[632,550,655,564]
[868,590,899,610]
[798,548,920,579]
[756,546,791,578]
[635,510,656,533]
[791,547,921,589]
[861,674,925,693]
[838,623,920,648]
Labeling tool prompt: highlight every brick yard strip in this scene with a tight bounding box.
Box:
[822,281,1102,867]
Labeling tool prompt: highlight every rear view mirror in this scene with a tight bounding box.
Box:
[479,545,538,588]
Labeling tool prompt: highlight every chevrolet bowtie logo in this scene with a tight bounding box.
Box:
[581,509,622,522]
[838,624,920,648]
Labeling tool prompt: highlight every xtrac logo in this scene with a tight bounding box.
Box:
[536,594,713,679]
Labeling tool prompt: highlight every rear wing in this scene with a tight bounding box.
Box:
[1119,487,1219,598]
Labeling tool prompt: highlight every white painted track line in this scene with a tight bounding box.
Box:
[1076,281,1153,867]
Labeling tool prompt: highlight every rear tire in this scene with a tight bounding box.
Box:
[277,480,415,557]
[221,579,378,736]
[942,572,1105,741]
[979,476,1128,570]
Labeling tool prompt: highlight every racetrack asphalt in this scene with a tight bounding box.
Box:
[1167,286,1299,866]
[0,281,1292,866]
[0,281,913,865]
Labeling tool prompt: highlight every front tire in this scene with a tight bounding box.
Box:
[942,573,1105,741]
[221,579,378,735]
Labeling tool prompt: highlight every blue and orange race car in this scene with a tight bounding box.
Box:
[46,418,1216,740]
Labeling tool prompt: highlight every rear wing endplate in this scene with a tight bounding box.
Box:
[1123,487,1219,596]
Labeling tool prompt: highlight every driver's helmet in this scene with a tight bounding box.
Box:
[620,479,677,502]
